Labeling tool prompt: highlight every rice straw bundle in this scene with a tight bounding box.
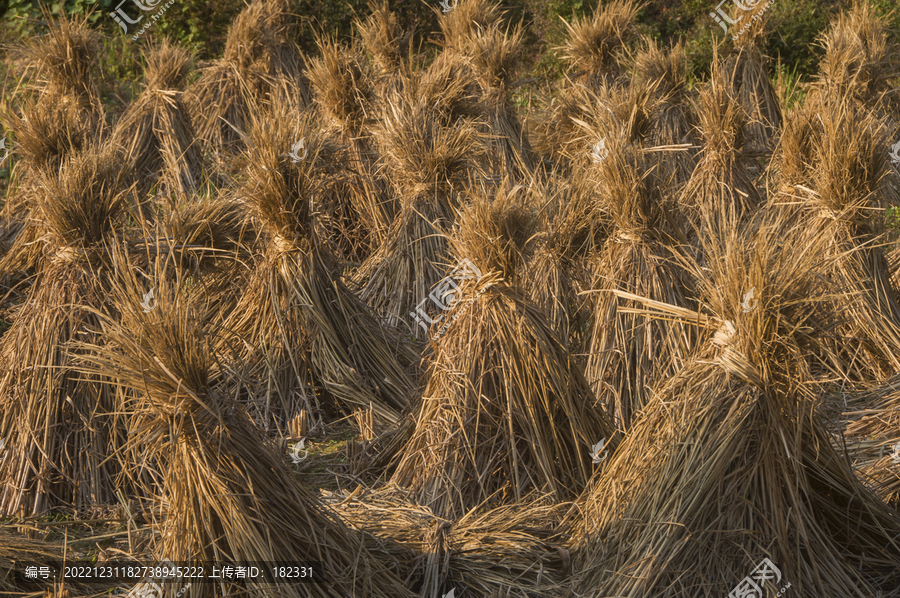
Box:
[329,486,570,598]
[389,184,618,519]
[352,90,485,338]
[465,23,536,180]
[412,50,482,127]
[16,11,102,117]
[222,104,418,433]
[355,0,413,86]
[554,81,654,167]
[559,0,640,89]
[794,97,900,381]
[724,23,782,155]
[72,282,417,598]
[112,40,201,198]
[632,38,698,187]
[816,1,900,113]
[0,99,96,281]
[0,143,133,515]
[583,139,696,430]
[307,36,392,248]
[437,0,503,54]
[678,55,761,237]
[185,0,306,157]
[770,95,819,193]
[566,211,900,598]
[1,12,104,279]
[523,173,607,345]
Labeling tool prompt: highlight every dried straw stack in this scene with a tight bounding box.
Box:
[565,211,900,598]
[815,1,900,116]
[559,0,640,89]
[307,36,391,252]
[583,139,696,430]
[355,0,413,93]
[390,183,618,519]
[15,11,102,119]
[523,173,607,346]
[724,19,782,155]
[795,98,900,381]
[678,54,761,238]
[328,487,570,598]
[185,0,306,160]
[1,13,103,281]
[0,143,132,515]
[437,0,503,56]
[221,100,418,433]
[632,38,698,187]
[352,86,485,339]
[465,22,536,180]
[112,40,201,199]
[72,280,418,598]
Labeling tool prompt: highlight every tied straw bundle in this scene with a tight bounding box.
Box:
[565,209,900,598]
[390,182,618,519]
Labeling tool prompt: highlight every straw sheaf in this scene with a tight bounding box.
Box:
[792,99,900,379]
[373,96,486,212]
[161,195,256,275]
[724,40,782,155]
[308,37,375,136]
[678,57,761,234]
[356,0,413,78]
[5,97,94,177]
[521,175,607,342]
[438,0,504,53]
[559,0,640,87]
[222,0,300,78]
[34,143,132,252]
[816,1,900,107]
[567,213,900,597]
[583,144,694,429]
[452,180,540,285]
[391,271,619,519]
[71,283,418,598]
[415,51,482,127]
[0,256,124,515]
[633,38,688,101]
[238,106,334,245]
[17,11,101,110]
[112,41,201,197]
[329,487,570,598]
[184,0,306,156]
[558,82,654,165]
